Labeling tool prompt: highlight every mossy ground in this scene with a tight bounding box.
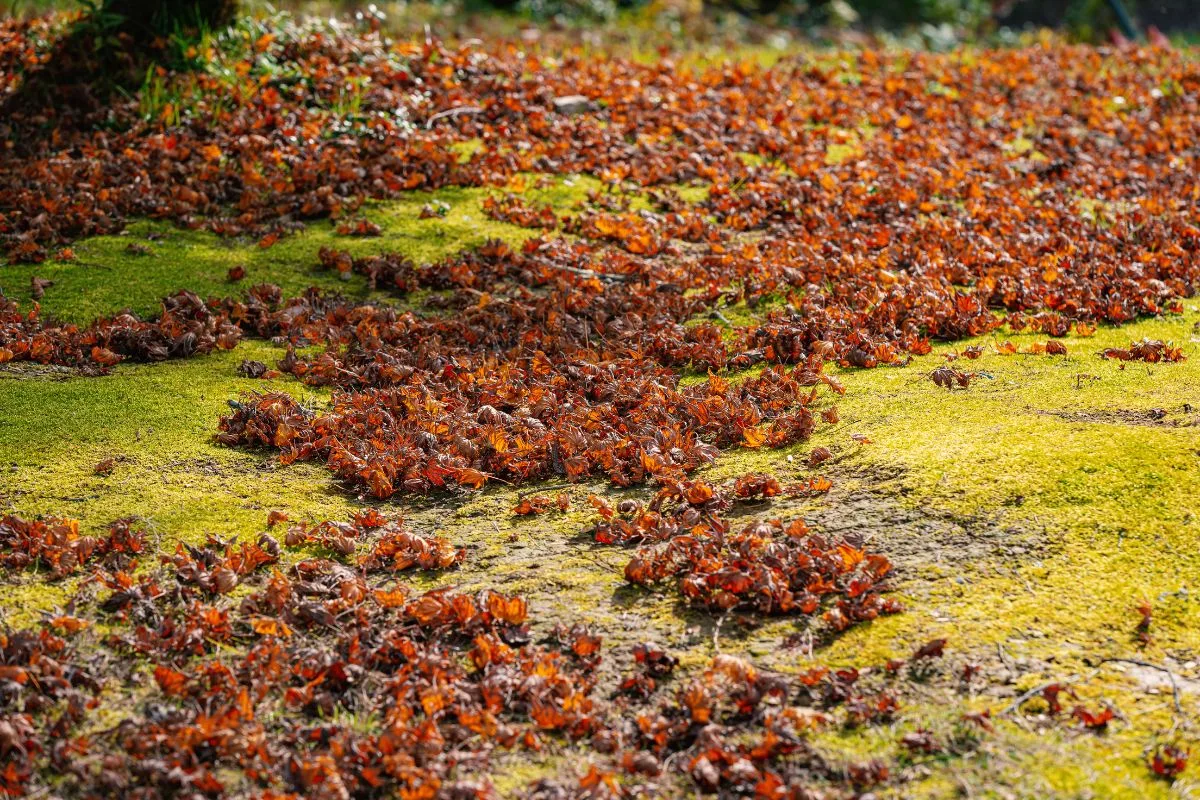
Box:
[2,180,1198,798]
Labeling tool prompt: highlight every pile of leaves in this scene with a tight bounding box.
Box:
[584,475,898,627]
[0,291,242,370]
[0,515,145,577]
[0,499,922,799]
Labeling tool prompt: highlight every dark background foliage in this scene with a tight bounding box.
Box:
[8,0,1198,38]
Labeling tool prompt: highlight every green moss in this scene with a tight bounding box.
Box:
[0,341,362,558]
[811,688,1183,800]
[0,578,76,628]
[811,312,1200,665]
[824,124,878,165]
[1,178,598,324]
[735,152,769,169]
[490,753,572,796]
[939,725,1175,800]
[1004,135,1036,156]
[672,183,710,204]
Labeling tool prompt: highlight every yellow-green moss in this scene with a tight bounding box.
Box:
[810,311,1200,666]
[0,179,599,324]
[787,312,1200,798]
[0,341,360,551]
[0,578,76,628]
[489,754,572,796]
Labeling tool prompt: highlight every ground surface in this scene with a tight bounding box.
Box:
[1,15,1199,800]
